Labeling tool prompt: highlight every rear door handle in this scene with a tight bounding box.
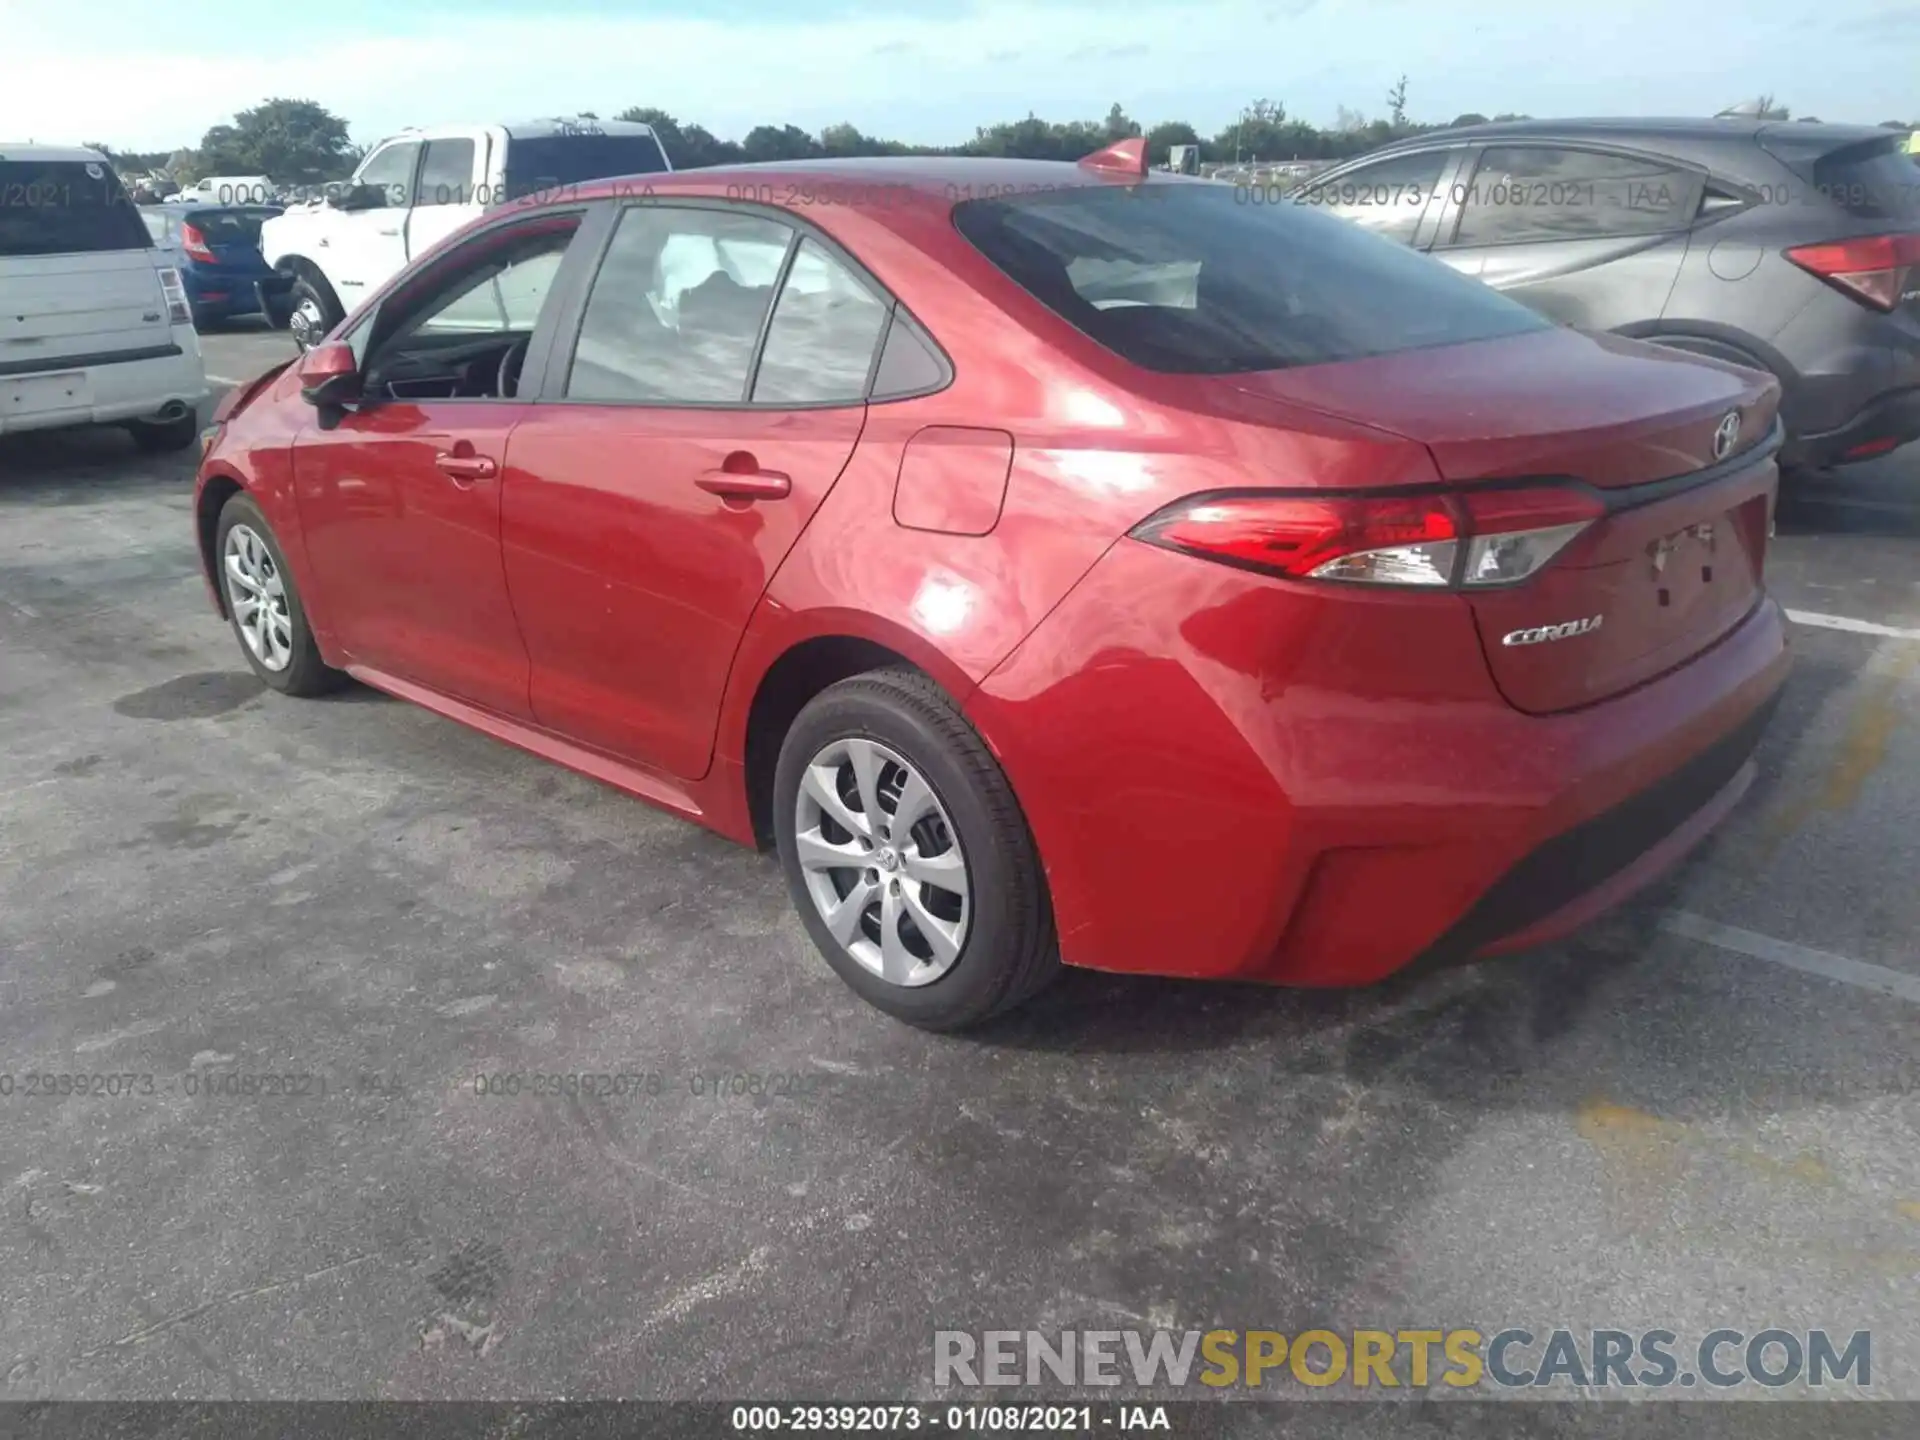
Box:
[378,227,401,237]
[696,466,791,501]
[435,452,498,482]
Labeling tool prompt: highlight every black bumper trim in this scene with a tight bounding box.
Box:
[1411,686,1784,968]
[0,343,184,378]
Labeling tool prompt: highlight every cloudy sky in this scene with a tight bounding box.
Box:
[1,0,1914,154]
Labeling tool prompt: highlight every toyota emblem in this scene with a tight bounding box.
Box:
[1712,411,1742,461]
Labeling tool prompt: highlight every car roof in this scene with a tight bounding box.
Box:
[0,143,109,163]
[560,154,1195,216]
[1371,116,1895,149]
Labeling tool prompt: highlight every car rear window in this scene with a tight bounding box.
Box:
[184,207,281,243]
[952,182,1549,375]
[1809,135,1920,221]
[504,135,669,200]
[0,159,150,256]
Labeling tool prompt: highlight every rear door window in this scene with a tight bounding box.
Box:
[0,160,150,256]
[751,238,891,403]
[504,134,670,201]
[567,206,791,403]
[953,182,1548,375]
[1450,146,1705,246]
[1294,149,1450,245]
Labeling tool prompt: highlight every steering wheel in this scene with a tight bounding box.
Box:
[497,336,530,399]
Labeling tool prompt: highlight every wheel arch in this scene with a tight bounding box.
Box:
[727,612,987,851]
[195,469,249,619]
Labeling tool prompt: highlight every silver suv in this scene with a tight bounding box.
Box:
[1294,118,1920,476]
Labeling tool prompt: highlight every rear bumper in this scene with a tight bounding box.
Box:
[970,539,1792,987]
[0,339,210,435]
[1793,384,1920,467]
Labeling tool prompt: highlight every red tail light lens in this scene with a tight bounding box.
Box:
[1132,486,1604,589]
[180,223,218,264]
[1785,232,1920,311]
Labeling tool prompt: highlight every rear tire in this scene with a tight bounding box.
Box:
[126,412,199,453]
[773,668,1058,1030]
[286,275,342,352]
[214,493,345,697]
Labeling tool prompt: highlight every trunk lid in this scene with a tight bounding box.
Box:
[1229,326,1781,714]
[0,251,173,370]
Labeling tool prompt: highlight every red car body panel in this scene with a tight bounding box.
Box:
[194,157,1792,989]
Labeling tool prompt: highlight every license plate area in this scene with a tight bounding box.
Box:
[1,370,92,417]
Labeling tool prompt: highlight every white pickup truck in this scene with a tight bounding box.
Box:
[259,117,671,349]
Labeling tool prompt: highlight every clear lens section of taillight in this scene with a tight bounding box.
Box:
[1131,485,1603,590]
[156,266,192,325]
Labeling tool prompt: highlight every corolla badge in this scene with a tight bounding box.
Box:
[1502,616,1604,647]
[1712,410,1742,461]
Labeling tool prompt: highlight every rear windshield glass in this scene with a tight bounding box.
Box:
[503,135,669,199]
[953,183,1549,375]
[184,207,281,243]
[0,160,149,256]
[1810,136,1920,221]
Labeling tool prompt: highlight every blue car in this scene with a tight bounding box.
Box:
[139,203,293,329]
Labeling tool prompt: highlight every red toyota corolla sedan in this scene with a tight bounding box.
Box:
[193,140,1791,1029]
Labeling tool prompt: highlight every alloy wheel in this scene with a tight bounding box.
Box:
[793,737,971,987]
[223,523,294,671]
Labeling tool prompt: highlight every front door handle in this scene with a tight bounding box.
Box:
[697,454,791,501]
[378,227,401,237]
[435,451,497,482]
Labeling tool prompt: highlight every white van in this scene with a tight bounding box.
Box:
[177,175,275,206]
[0,144,208,450]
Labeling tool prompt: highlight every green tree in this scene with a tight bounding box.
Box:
[1102,103,1141,142]
[741,123,820,162]
[196,99,354,183]
[1449,112,1489,127]
[1386,75,1409,129]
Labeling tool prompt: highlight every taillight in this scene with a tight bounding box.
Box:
[1130,486,1605,590]
[1785,232,1920,311]
[179,222,218,264]
[156,266,192,325]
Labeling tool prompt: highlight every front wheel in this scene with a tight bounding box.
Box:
[214,493,345,696]
[285,276,342,352]
[773,668,1058,1030]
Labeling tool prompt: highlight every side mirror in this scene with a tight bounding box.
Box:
[330,183,388,212]
[298,341,360,407]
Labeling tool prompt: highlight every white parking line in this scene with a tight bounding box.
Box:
[1663,911,1920,1005]
[1786,608,1920,642]
[206,374,245,385]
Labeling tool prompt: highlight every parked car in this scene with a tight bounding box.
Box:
[260,116,671,350]
[140,202,291,329]
[193,143,1789,1028]
[1293,118,1920,474]
[0,144,207,450]
[175,175,275,206]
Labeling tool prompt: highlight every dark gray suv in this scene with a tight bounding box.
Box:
[1294,118,1920,475]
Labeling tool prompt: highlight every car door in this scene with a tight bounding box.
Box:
[291,209,589,717]
[503,202,893,780]
[1291,147,1462,251]
[1427,144,1704,327]
[328,139,419,313]
[406,136,486,265]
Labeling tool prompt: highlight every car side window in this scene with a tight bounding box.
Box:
[1297,150,1448,245]
[751,238,891,404]
[567,206,792,404]
[415,139,478,207]
[356,142,420,208]
[1450,146,1707,246]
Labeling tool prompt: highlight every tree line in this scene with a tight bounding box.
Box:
[89,89,1916,188]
